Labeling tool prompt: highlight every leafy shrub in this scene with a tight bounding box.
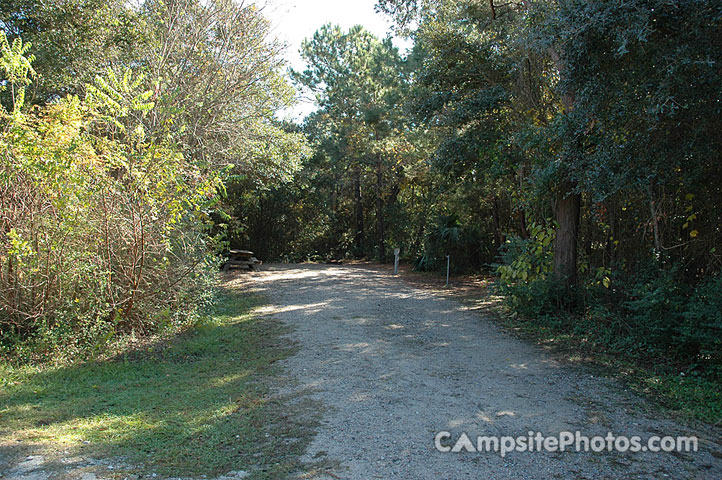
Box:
[585,264,719,375]
[498,248,722,379]
[495,222,555,283]
[0,38,220,361]
[678,274,722,376]
[499,276,580,319]
[494,222,584,317]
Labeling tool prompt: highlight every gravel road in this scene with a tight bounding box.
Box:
[241,263,722,479]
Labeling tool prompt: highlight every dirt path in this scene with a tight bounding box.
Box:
[240,263,721,479]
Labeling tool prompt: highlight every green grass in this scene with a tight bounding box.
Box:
[0,289,320,479]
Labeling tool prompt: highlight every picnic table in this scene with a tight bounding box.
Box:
[222,250,262,271]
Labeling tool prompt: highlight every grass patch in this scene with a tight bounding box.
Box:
[0,288,319,479]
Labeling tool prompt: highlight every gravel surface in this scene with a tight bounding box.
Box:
[241,263,722,479]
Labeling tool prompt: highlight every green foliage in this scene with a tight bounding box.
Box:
[0,45,219,361]
[0,0,307,361]
[142,0,305,182]
[497,261,722,383]
[496,223,555,283]
[143,0,310,253]
[369,0,722,417]
[609,266,722,375]
[237,23,417,262]
[684,275,722,370]
[3,0,719,422]
[0,0,144,103]
[499,276,579,320]
[85,68,156,135]
[495,223,579,318]
[0,31,36,114]
[414,214,483,273]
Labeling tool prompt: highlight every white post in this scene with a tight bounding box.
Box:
[394,248,400,275]
[446,255,450,287]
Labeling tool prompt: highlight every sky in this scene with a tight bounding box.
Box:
[264,0,412,121]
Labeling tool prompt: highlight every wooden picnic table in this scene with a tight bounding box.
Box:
[222,249,262,271]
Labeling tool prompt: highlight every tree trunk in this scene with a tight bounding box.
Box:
[548,42,580,288]
[606,198,618,267]
[376,156,386,262]
[584,198,593,259]
[552,182,581,286]
[353,166,364,257]
[517,165,529,239]
[519,208,529,239]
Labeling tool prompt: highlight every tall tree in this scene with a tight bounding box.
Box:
[294,24,407,261]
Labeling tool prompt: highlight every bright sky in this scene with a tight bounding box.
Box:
[264,0,411,121]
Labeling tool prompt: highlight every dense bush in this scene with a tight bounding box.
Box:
[1,0,306,362]
[0,38,219,360]
[495,223,555,284]
[497,251,722,378]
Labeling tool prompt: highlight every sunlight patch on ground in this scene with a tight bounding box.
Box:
[509,363,529,370]
[253,301,329,315]
[338,342,379,356]
[448,418,476,428]
[251,268,349,283]
[348,392,372,403]
[21,412,159,445]
[252,270,322,282]
[208,371,252,388]
[476,411,493,423]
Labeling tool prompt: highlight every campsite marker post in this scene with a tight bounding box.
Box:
[446,255,450,287]
[394,248,400,275]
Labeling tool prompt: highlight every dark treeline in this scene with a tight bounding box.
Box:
[243,1,722,278]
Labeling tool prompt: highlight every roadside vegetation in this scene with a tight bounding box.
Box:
[500,303,722,425]
[492,275,722,424]
[1,0,308,360]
